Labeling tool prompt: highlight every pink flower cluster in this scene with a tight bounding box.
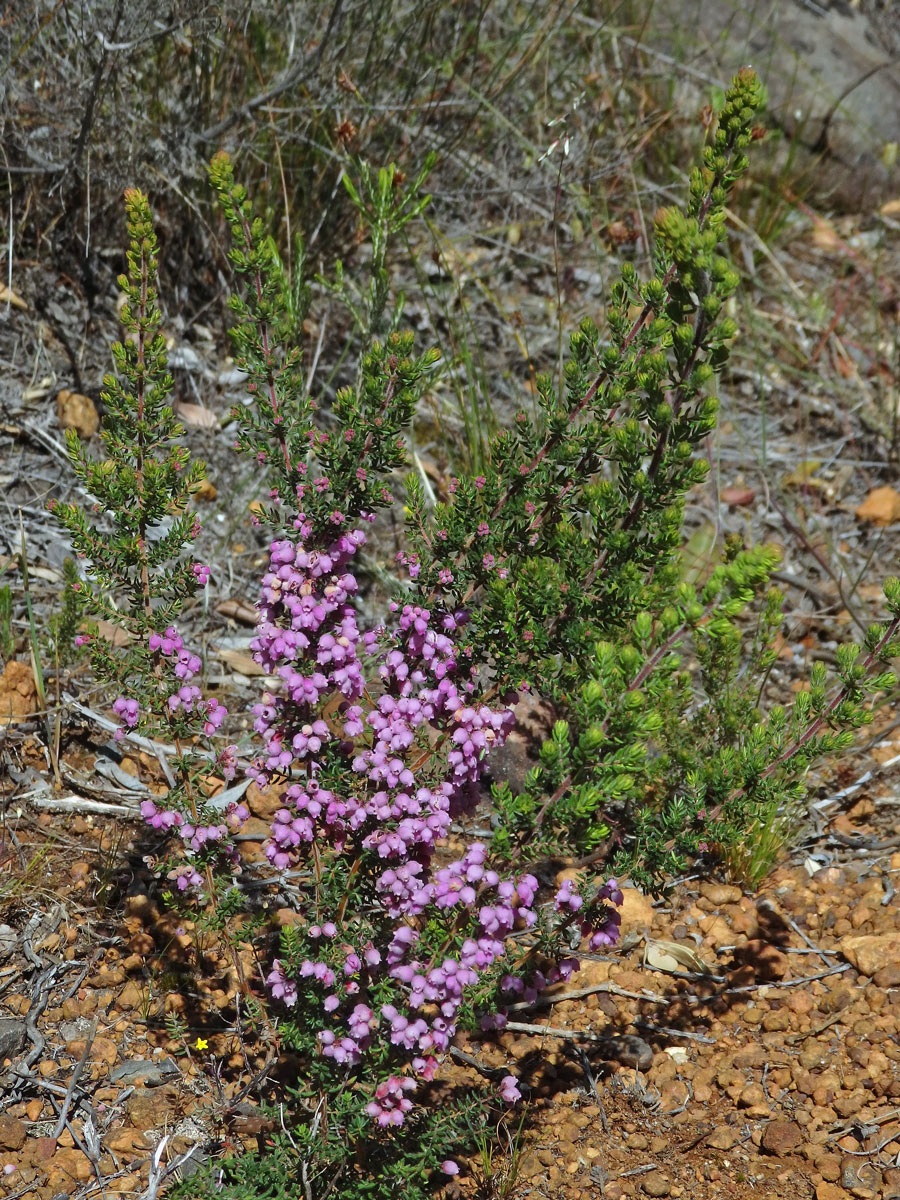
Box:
[121,522,624,1138]
[121,623,238,762]
[112,615,247,883]
[250,524,623,1126]
[140,797,249,870]
[555,876,624,949]
[150,625,201,677]
[112,696,139,739]
[365,1075,416,1127]
[110,625,204,737]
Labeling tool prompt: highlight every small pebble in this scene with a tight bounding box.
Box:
[641,1171,671,1197]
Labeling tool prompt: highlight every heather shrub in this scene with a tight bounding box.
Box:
[395,70,900,889]
[49,190,248,901]
[48,67,900,1194]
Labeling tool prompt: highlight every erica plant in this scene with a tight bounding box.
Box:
[200,152,624,1195]
[203,68,899,1190]
[49,65,900,1200]
[396,67,900,888]
[49,190,247,899]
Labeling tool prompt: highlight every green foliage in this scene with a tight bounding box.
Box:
[50,189,206,636]
[47,188,237,891]
[212,65,900,899]
[403,70,766,692]
[394,68,898,890]
[338,156,437,339]
[0,583,12,661]
[723,795,803,890]
[44,558,81,666]
[208,151,440,541]
[48,188,198,710]
[171,1093,484,1200]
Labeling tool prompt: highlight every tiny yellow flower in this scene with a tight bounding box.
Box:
[195,1037,208,1051]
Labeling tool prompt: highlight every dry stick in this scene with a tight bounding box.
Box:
[837,1130,900,1160]
[808,271,859,368]
[449,1045,508,1082]
[197,55,307,144]
[0,1183,43,1200]
[783,914,836,969]
[785,1009,849,1045]
[786,186,897,305]
[769,493,868,637]
[831,1106,900,1139]
[505,980,668,1012]
[632,1021,715,1045]
[677,1124,717,1154]
[619,1164,661,1179]
[64,692,215,777]
[503,1020,610,1042]
[223,1054,277,1113]
[564,1041,609,1132]
[52,1016,98,1140]
[770,569,837,609]
[683,962,851,1004]
[7,1068,69,1095]
[14,964,77,1089]
[28,794,139,817]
